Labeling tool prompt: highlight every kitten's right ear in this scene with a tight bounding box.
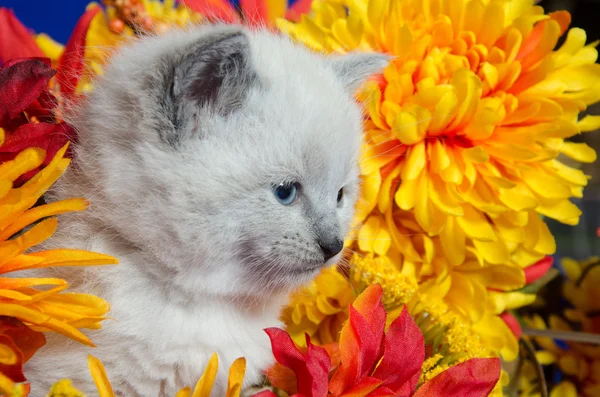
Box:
[160,28,257,146]
[173,29,257,114]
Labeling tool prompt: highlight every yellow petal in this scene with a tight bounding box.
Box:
[88,355,116,397]
[176,387,192,397]
[577,115,600,132]
[456,205,497,242]
[560,142,597,163]
[0,199,88,241]
[550,382,578,397]
[401,141,426,180]
[192,353,219,397]
[536,351,556,365]
[226,358,246,397]
[395,176,418,210]
[489,291,536,313]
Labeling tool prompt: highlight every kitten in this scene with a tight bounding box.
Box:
[24,24,389,396]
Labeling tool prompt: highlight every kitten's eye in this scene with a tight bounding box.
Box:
[337,187,344,204]
[274,182,298,205]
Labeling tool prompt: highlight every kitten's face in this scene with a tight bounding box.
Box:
[74,26,389,298]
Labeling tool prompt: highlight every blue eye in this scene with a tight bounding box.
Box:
[274,182,298,205]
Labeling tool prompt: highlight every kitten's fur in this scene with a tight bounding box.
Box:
[24,25,388,396]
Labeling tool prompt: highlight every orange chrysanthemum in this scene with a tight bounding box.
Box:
[278,0,600,360]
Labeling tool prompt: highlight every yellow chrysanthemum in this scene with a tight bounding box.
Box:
[0,144,117,346]
[278,0,599,360]
[281,266,355,346]
[85,353,246,397]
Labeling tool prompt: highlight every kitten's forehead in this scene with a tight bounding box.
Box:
[240,31,364,183]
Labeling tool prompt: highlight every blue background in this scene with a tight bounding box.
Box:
[0,0,249,44]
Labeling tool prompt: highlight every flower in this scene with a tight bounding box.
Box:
[264,284,501,397]
[277,0,598,361]
[0,58,75,185]
[45,0,314,94]
[0,57,117,354]
[281,266,355,346]
[84,353,246,397]
[0,6,99,104]
[0,143,117,345]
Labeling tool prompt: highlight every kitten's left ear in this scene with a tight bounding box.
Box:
[329,52,392,92]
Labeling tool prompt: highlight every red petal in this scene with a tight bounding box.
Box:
[0,317,46,363]
[339,377,385,397]
[0,122,64,153]
[0,59,55,126]
[0,9,44,63]
[304,335,331,397]
[56,6,100,99]
[264,328,330,397]
[372,306,424,394]
[0,122,75,186]
[330,285,386,395]
[180,0,242,23]
[500,312,522,339]
[239,0,269,26]
[284,0,313,22]
[413,358,501,397]
[524,256,553,285]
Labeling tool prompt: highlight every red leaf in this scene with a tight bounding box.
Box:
[330,285,386,395]
[413,358,501,397]
[0,59,55,126]
[284,0,313,22]
[500,312,522,339]
[264,328,331,397]
[372,306,424,394]
[524,256,553,285]
[56,6,101,99]
[0,122,75,186]
[304,335,331,397]
[0,9,44,63]
[180,0,242,23]
[239,0,269,26]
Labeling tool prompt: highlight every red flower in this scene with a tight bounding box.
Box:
[0,6,99,101]
[261,285,501,397]
[523,256,554,285]
[0,7,98,183]
[0,58,75,185]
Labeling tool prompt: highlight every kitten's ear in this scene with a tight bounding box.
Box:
[329,52,392,92]
[173,29,257,115]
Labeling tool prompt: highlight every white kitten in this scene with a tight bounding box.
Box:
[24,25,389,396]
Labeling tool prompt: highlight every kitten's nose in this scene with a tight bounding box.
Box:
[319,239,344,262]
